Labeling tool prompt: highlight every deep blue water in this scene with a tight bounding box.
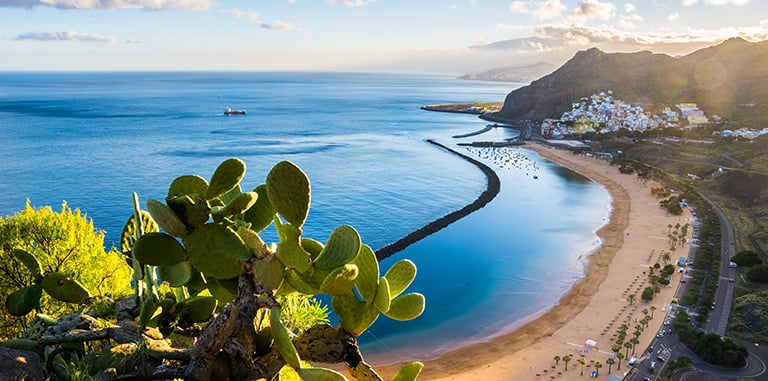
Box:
[0,72,609,361]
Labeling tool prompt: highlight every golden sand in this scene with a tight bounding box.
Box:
[378,143,691,380]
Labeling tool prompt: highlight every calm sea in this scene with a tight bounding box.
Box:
[0,72,609,361]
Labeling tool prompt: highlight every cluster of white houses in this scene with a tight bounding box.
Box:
[540,91,711,138]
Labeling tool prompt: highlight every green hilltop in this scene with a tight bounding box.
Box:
[491,38,768,126]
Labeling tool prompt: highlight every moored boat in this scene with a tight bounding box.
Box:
[224,107,246,115]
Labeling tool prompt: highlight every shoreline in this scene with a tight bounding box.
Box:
[377,142,688,380]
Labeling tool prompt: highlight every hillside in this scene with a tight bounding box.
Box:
[490,38,768,125]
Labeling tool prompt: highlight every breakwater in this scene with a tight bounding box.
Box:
[375,139,501,260]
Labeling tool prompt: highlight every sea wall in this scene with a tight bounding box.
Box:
[375,139,501,260]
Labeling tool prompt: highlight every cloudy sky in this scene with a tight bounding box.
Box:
[2,0,767,73]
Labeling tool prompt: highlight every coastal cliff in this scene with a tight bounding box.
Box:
[489,38,768,123]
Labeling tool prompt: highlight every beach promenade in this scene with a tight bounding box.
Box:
[380,143,692,380]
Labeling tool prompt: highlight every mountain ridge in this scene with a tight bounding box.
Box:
[490,38,768,124]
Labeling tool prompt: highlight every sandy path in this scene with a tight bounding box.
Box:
[378,143,691,380]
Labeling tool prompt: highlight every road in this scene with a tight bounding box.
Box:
[625,198,766,381]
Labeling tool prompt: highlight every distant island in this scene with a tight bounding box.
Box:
[457,62,555,83]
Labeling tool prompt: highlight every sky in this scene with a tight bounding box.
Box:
[2,0,768,73]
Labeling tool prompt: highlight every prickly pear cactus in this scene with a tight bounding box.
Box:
[116,158,424,380]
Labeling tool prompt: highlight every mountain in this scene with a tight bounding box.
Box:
[457,62,555,83]
[490,38,768,123]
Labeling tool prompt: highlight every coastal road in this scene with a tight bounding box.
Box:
[701,195,736,336]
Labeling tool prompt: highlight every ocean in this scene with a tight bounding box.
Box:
[0,71,610,361]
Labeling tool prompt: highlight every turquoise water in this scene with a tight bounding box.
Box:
[0,72,609,359]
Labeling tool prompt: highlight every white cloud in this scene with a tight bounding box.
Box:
[533,0,567,20]
[570,0,616,23]
[326,0,374,6]
[624,3,636,13]
[219,8,303,32]
[668,12,679,21]
[618,13,642,29]
[0,0,211,10]
[509,1,530,13]
[704,0,750,5]
[533,22,768,46]
[683,0,751,5]
[14,30,118,43]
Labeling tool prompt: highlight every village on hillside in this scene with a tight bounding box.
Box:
[538,91,768,140]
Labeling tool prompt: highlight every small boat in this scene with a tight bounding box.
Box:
[224,107,246,115]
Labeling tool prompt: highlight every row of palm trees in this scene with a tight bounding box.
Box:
[550,305,657,376]
[552,354,606,376]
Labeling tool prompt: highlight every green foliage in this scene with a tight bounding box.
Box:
[674,309,748,367]
[728,290,768,343]
[641,286,654,302]
[732,250,763,267]
[0,202,133,340]
[659,195,684,215]
[746,264,768,283]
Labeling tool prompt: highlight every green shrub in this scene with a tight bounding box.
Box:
[0,201,133,340]
[732,250,763,267]
[747,264,768,283]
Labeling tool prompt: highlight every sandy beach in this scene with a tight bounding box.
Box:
[379,142,692,380]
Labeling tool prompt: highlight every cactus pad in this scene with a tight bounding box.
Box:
[237,226,270,258]
[183,296,218,323]
[331,294,379,337]
[120,210,158,254]
[285,269,322,295]
[319,264,359,296]
[168,174,208,197]
[351,244,379,303]
[275,223,312,273]
[40,272,91,304]
[11,249,42,277]
[166,195,211,229]
[145,199,188,238]
[216,191,258,218]
[297,367,347,381]
[251,256,286,291]
[271,306,302,369]
[300,238,324,260]
[313,225,361,270]
[373,277,391,313]
[383,259,417,299]
[133,232,187,267]
[184,224,251,279]
[157,260,193,287]
[243,184,276,233]
[390,362,424,381]
[382,293,424,321]
[266,161,311,227]
[206,158,246,200]
[5,284,42,316]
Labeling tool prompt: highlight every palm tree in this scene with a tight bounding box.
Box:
[606,357,615,374]
[578,357,586,376]
[630,336,640,355]
[616,353,624,371]
[642,308,649,317]
[662,250,671,264]
[650,305,657,319]
[563,354,572,371]
[594,361,602,376]
[624,341,632,358]
[627,294,636,305]
[554,355,561,367]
